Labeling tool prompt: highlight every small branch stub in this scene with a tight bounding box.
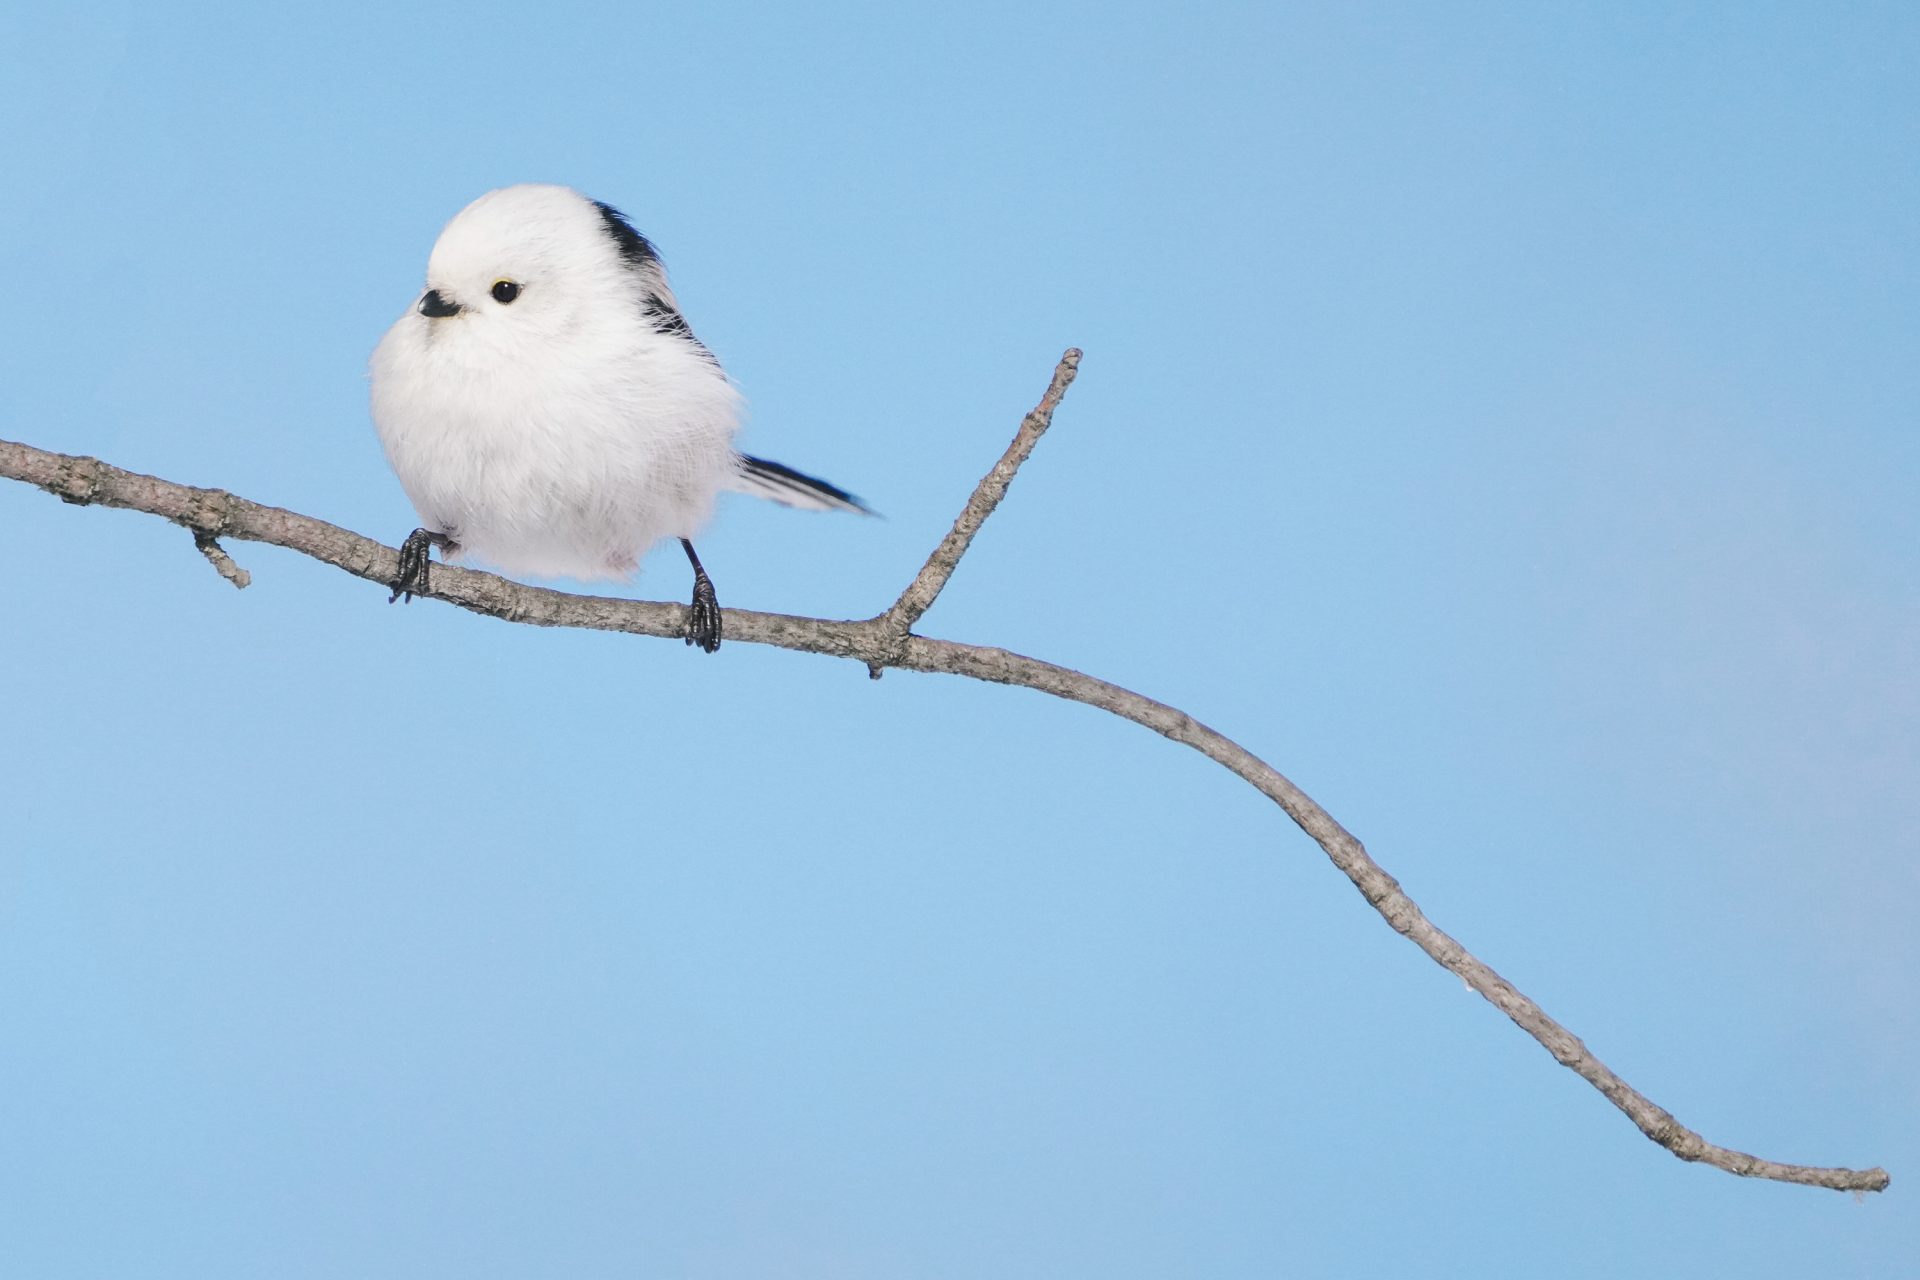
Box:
[193,531,251,589]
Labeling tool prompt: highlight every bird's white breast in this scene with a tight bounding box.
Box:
[370,307,741,582]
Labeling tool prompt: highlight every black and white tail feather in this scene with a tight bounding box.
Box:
[730,454,873,515]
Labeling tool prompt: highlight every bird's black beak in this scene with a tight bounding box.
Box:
[418,289,461,318]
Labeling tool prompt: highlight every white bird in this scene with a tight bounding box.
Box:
[370,183,867,652]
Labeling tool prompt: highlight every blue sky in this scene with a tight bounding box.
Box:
[1,2,1914,1275]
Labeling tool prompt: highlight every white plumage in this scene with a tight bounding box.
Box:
[369,183,864,649]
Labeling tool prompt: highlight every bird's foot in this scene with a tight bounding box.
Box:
[684,564,722,653]
[390,528,453,603]
[678,538,723,653]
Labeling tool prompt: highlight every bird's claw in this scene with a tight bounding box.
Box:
[684,566,722,653]
[390,528,447,603]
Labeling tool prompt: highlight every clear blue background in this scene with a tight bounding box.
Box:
[2,3,1913,1276]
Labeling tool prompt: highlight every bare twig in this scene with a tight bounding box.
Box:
[0,353,1889,1194]
[881,348,1081,641]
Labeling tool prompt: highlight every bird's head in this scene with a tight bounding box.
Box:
[406,183,646,348]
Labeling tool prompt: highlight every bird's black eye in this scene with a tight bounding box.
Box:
[490,279,521,305]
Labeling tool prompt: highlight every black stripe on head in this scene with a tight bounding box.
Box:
[593,199,716,361]
[643,294,694,339]
[593,201,661,271]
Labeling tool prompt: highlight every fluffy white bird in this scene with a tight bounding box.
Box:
[370,183,867,652]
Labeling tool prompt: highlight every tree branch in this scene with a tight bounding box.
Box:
[0,352,1888,1194]
[881,348,1082,642]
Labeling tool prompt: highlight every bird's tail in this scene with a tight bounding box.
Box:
[730,454,873,515]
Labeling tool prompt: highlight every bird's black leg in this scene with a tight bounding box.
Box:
[680,538,722,653]
[390,528,455,603]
